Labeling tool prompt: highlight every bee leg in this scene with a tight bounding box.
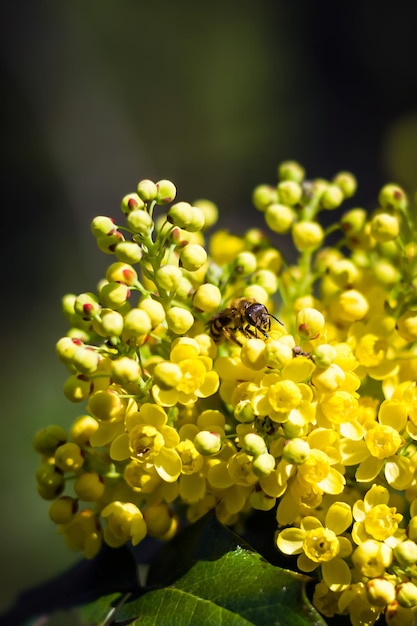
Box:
[223,327,243,347]
[244,325,268,340]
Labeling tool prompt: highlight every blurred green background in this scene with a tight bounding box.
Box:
[2,0,417,617]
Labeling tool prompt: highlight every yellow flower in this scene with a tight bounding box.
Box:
[277,501,352,591]
[352,484,403,545]
[110,403,182,483]
[251,372,314,424]
[59,509,101,559]
[351,539,393,578]
[338,583,383,626]
[101,501,147,547]
[152,338,219,406]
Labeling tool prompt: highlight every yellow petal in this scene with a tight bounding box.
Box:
[90,421,124,447]
[325,501,352,535]
[318,467,345,494]
[196,371,220,398]
[151,386,179,407]
[355,456,383,482]
[322,557,351,592]
[276,527,305,555]
[385,456,413,490]
[109,433,130,461]
[154,447,182,482]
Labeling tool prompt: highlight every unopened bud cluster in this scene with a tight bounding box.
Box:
[34,164,417,626]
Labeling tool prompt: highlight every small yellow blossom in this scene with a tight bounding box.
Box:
[277,501,352,590]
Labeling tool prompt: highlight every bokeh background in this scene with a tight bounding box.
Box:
[2,0,417,618]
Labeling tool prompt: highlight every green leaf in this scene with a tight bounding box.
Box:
[112,511,326,626]
[79,592,125,625]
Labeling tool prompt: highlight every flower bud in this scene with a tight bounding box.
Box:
[264,339,294,369]
[93,308,124,337]
[70,415,99,446]
[252,184,277,211]
[351,539,392,577]
[99,282,130,310]
[56,336,83,364]
[49,496,77,524]
[179,243,207,271]
[333,171,357,198]
[292,221,324,251]
[87,389,124,422]
[123,308,152,338]
[328,259,359,288]
[126,209,154,235]
[74,472,105,501]
[243,284,269,305]
[313,344,337,368]
[277,180,302,206]
[265,203,295,234]
[251,269,279,295]
[252,452,275,477]
[111,356,141,384]
[278,160,305,183]
[242,433,267,457]
[143,503,173,537]
[194,431,222,455]
[370,211,400,243]
[155,179,177,204]
[396,310,417,342]
[193,283,222,312]
[233,251,258,276]
[393,540,417,566]
[72,347,101,375]
[244,228,269,250]
[282,438,310,464]
[311,363,345,392]
[153,361,182,389]
[137,179,157,202]
[156,264,183,291]
[54,442,84,472]
[63,374,92,402]
[106,262,138,286]
[91,216,116,237]
[296,307,325,340]
[114,241,143,264]
[74,293,101,319]
[320,184,344,209]
[33,425,68,455]
[379,183,407,212]
[340,208,367,235]
[396,582,417,608]
[166,307,195,334]
[366,578,396,607]
[234,400,255,423]
[332,289,369,322]
[193,198,218,228]
[96,230,124,253]
[36,464,65,499]
[187,207,205,232]
[120,193,145,214]
[167,202,194,228]
[138,298,166,328]
[240,338,267,370]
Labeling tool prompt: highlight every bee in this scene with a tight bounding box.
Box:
[209,297,283,346]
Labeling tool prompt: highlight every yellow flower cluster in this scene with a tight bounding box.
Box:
[34,165,417,626]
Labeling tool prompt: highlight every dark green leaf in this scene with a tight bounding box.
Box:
[78,592,125,625]
[113,511,327,626]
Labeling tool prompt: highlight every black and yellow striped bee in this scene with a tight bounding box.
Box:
[209,297,283,346]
